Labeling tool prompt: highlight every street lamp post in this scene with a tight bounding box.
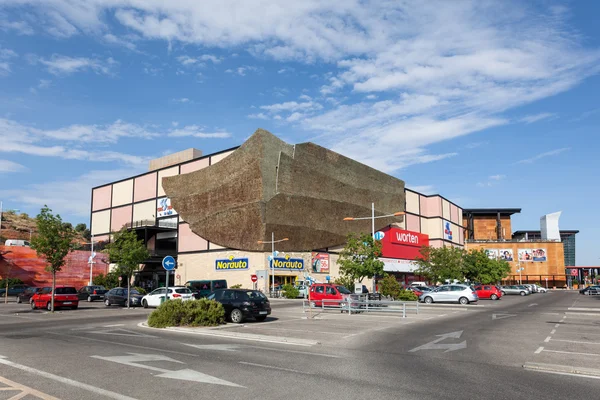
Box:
[257,233,289,297]
[517,265,525,285]
[343,203,405,292]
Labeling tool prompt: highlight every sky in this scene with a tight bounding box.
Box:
[0,1,599,265]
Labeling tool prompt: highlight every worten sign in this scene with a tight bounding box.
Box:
[215,256,249,271]
[380,227,429,260]
[271,255,304,270]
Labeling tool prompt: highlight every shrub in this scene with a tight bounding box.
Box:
[396,289,418,301]
[333,275,355,293]
[282,284,299,299]
[147,298,225,328]
[379,275,401,299]
[93,272,119,289]
[230,284,242,289]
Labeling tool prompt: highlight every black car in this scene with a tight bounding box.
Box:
[16,287,42,304]
[207,289,271,323]
[579,285,600,295]
[77,285,108,302]
[0,284,30,297]
[104,288,144,307]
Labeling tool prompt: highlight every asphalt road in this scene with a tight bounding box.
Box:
[1,292,599,400]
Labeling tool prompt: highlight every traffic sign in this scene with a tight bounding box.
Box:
[118,276,122,281]
[251,274,258,283]
[176,274,180,279]
[325,275,330,282]
[374,231,385,240]
[162,255,176,271]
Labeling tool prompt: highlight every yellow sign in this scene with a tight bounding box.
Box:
[215,255,249,270]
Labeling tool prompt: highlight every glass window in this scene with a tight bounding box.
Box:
[207,293,215,300]
[326,287,337,295]
[450,286,463,291]
[438,286,450,292]
[336,286,352,294]
[315,286,324,294]
[484,286,491,290]
[221,290,235,300]
[55,287,77,294]
[213,280,227,289]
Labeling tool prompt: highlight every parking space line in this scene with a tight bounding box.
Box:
[238,361,312,375]
[0,375,60,400]
[550,339,600,345]
[544,336,551,343]
[535,347,544,354]
[550,329,556,334]
[554,324,560,328]
[543,349,600,357]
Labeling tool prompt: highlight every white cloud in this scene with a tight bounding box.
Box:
[33,54,118,75]
[177,54,222,68]
[365,94,378,100]
[516,147,570,164]
[0,159,26,173]
[226,65,258,76]
[167,125,231,138]
[478,174,506,187]
[103,33,138,51]
[0,14,34,35]
[489,174,505,181]
[248,113,269,120]
[172,97,190,103]
[286,112,304,122]
[0,46,17,76]
[299,94,312,101]
[519,112,556,124]
[38,79,52,88]
[260,101,322,113]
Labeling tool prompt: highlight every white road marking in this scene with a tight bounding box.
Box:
[103,324,125,327]
[550,329,556,334]
[492,313,516,320]
[542,313,560,315]
[0,355,139,400]
[88,329,156,338]
[554,324,560,328]
[91,353,243,387]
[535,347,544,354]
[528,370,600,380]
[238,361,312,375]
[182,344,241,352]
[0,375,60,400]
[543,349,600,357]
[409,331,467,353]
[544,336,551,343]
[528,303,538,307]
[246,345,344,358]
[549,339,600,345]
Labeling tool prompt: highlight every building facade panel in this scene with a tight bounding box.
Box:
[133,200,156,222]
[210,150,234,164]
[450,204,459,224]
[110,205,132,232]
[405,190,420,214]
[180,158,210,174]
[442,199,451,220]
[406,213,420,232]
[91,210,110,235]
[112,179,133,207]
[92,185,112,211]
[134,172,157,202]
[178,223,208,252]
[157,166,179,197]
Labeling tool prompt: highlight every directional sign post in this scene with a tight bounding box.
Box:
[162,256,176,303]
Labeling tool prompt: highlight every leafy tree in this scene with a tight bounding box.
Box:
[105,228,149,308]
[282,284,300,299]
[379,274,402,299]
[30,206,77,312]
[414,245,466,284]
[93,272,120,289]
[62,222,73,230]
[338,233,384,283]
[333,275,356,292]
[82,229,92,241]
[463,249,511,284]
[75,223,87,232]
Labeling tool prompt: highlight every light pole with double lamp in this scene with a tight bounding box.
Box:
[257,233,289,297]
[343,203,405,292]
[517,265,525,285]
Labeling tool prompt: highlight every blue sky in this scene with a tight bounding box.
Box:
[0,1,599,265]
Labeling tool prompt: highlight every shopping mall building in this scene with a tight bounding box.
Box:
[90,129,581,290]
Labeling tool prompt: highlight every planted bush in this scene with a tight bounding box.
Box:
[396,289,418,301]
[148,298,225,328]
[282,284,299,299]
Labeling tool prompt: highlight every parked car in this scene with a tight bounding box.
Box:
[419,284,478,305]
[308,283,356,308]
[30,286,79,310]
[579,285,600,295]
[500,285,530,296]
[516,285,532,294]
[474,284,502,300]
[523,284,537,293]
[17,287,42,304]
[104,287,144,307]
[185,279,228,299]
[77,285,108,302]
[207,288,271,323]
[141,286,194,308]
[536,286,548,293]
[294,284,309,298]
[0,284,30,297]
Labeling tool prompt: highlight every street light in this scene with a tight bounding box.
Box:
[257,233,289,297]
[343,203,405,292]
[517,265,525,285]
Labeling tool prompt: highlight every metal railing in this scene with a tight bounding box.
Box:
[302,297,419,317]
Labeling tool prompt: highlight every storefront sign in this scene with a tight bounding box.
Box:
[215,256,249,270]
[390,230,423,247]
[157,197,178,218]
[380,227,429,260]
[271,256,304,270]
[311,252,329,273]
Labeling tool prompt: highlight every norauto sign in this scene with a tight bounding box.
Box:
[391,230,423,247]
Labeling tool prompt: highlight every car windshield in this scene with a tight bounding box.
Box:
[336,286,352,294]
[174,288,191,294]
[243,291,266,300]
[91,286,105,290]
[55,287,77,294]
[128,290,140,295]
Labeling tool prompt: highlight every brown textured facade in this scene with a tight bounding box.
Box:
[467,216,512,240]
[163,129,406,252]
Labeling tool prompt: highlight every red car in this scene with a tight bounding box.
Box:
[309,283,354,307]
[31,286,80,310]
[474,284,502,300]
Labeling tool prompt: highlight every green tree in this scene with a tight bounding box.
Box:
[414,245,466,284]
[105,228,149,308]
[379,274,401,299]
[338,232,385,283]
[463,249,511,284]
[75,223,87,232]
[333,275,355,292]
[92,271,120,289]
[30,206,77,312]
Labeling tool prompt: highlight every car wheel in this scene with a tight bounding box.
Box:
[459,297,469,305]
[490,294,498,300]
[30,301,36,310]
[255,316,267,322]
[230,308,244,324]
[520,291,526,296]
[87,295,92,302]
[142,299,148,308]
[104,298,111,307]
[501,291,506,296]
[424,296,433,304]
[16,296,21,304]
[46,302,52,311]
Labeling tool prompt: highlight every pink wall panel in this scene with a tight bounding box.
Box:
[429,240,444,249]
[459,226,464,245]
[450,204,459,224]
[92,185,112,211]
[134,172,157,202]
[406,214,421,232]
[419,196,428,217]
[181,158,210,174]
[110,205,132,232]
[427,196,442,217]
[178,223,208,252]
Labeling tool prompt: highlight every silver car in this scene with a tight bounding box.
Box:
[501,285,530,296]
[419,284,478,305]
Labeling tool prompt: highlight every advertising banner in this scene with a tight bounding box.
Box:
[157,197,177,218]
[518,249,533,262]
[498,249,514,262]
[532,248,547,262]
[215,256,249,270]
[444,221,453,241]
[485,249,498,260]
[271,256,304,270]
[311,252,329,273]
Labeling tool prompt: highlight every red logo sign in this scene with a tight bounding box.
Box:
[251,274,258,282]
[390,230,424,247]
[380,227,429,260]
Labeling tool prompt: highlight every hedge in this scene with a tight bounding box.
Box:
[148,298,225,328]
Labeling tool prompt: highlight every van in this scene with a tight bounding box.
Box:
[185,280,228,299]
[4,239,30,247]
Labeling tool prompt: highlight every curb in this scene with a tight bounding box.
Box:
[523,362,600,377]
[138,322,320,346]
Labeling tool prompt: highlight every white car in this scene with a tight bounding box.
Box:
[141,286,194,308]
[536,286,548,293]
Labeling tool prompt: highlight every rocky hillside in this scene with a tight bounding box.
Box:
[0,211,89,244]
